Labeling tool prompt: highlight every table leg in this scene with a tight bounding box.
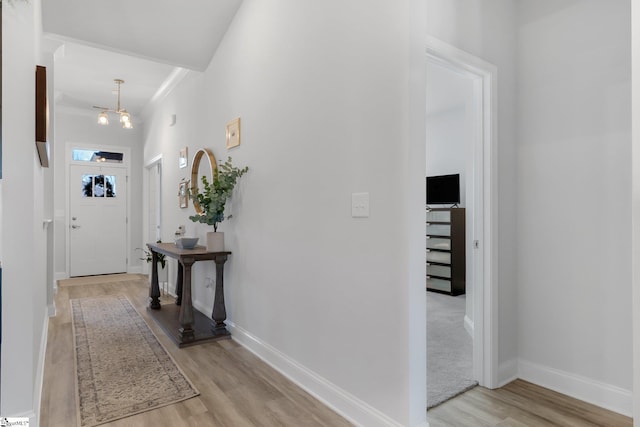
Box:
[178,257,195,343]
[149,250,161,310]
[175,262,184,306]
[212,254,229,336]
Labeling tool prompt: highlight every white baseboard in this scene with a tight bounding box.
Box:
[463,315,473,338]
[518,359,632,417]
[54,272,67,291]
[48,302,56,317]
[128,266,143,274]
[34,309,49,427]
[227,321,405,427]
[498,358,518,388]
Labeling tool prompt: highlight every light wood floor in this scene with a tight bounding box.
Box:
[41,274,633,427]
[428,380,632,427]
[40,274,353,427]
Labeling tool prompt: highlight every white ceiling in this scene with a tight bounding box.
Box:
[42,0,243,119]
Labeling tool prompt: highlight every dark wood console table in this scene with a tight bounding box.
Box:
[146,242,231,347]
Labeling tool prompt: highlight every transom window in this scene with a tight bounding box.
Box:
[72,149,124,163]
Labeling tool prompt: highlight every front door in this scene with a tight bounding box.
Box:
[69,164,127,276]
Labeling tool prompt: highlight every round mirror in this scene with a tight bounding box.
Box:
[190,148,217,215]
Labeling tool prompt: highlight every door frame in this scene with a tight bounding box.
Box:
[631,2,640,422]
[426,36,499,388]
[65,143,131,277]
[143,154,163,276]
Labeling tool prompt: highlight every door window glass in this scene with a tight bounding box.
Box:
[82,174,117,197]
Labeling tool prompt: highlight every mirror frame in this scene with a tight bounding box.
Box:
[190,148,217,215]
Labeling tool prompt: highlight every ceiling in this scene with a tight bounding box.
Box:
[42,0,243,119]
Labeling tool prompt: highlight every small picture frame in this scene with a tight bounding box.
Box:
[179,181,189,208]
[226,118,241,149]
[179,147,188,169]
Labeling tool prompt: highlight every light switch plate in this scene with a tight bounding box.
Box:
[351,192,370,218]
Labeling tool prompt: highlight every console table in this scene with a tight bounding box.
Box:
[146,242,231,347]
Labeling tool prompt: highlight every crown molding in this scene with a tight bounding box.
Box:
[141,67,191,122]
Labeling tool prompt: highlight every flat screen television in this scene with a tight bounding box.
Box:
[426,174,460,205]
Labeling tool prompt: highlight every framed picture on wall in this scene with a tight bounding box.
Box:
[179,147,188,169]
[179,181,189,208]
[226,118,241,149]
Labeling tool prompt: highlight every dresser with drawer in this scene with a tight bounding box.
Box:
[426,207,465,295]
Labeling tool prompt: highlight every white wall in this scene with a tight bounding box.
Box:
[426,107,467,203]
[53,109,144,278]
[1,0,49,422]
[142,0,426,425]
[516,0,632,415]
[426,0,518,384]
[425,60,474,209]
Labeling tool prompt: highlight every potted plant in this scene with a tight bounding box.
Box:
[189,157,248,251]
[137,241,168,284]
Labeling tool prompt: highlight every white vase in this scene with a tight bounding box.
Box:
[148,264,168,283]
[158,264,168,282]
[207,231,225,252]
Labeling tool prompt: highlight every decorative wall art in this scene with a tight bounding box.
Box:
[226,118,241,149]
[179,180,189,208]
[179,147,188,169]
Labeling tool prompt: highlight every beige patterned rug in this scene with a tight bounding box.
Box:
[71,295,199,427]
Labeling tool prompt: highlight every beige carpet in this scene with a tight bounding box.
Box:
[71,295,199,427]
[427,292,477,409]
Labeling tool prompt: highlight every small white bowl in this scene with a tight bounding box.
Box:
[175,237,199,249]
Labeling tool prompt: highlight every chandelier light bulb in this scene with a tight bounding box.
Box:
[120,111,131,123]
[98,111,109,125]
[123,120,133,129]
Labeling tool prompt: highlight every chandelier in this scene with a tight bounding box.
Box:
[94,79,133,129]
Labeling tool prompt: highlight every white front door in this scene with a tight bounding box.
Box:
[69,164,127,276]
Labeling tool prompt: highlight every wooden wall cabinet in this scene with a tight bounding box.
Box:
[35,65,50,167]
[426,207,465,295]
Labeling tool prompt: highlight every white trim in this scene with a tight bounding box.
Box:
[143,156,163,260]
[34,309,49,427]
[227,321,405,427]
[54,272,66,293]
[497,358,518,388]
[142,68,191,119]
[128,266,143,274]
[464,315,474,338]
[426,36,499,389]
[518,359,632,417]
[43,31,194,70]
[631,1,640,423]
[65,143,131,278]
[145,154,163,169]
[48,302,56,317]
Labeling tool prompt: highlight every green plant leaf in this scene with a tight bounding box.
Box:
[188,157,248,230]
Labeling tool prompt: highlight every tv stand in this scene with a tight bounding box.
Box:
[426,207,465,295]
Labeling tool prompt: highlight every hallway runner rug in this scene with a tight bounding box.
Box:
[71,295,199,427]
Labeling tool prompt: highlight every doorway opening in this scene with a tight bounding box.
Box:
[144,156,163,278]
[425,37,499,408]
